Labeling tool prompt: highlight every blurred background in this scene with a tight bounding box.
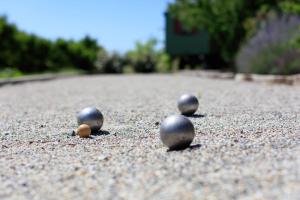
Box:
[1,0,300,78]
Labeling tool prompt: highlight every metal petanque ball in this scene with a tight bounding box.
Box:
[77,107,104,133]
[160,115,195,150]
[177,94,199,116]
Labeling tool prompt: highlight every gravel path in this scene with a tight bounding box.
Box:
[0,74,299,200]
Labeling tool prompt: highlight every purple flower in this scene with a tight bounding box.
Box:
[236,13,300,75]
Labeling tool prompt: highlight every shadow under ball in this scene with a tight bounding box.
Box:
[177,94,199,116]
[77,107,104,133]
[160,115,195,150]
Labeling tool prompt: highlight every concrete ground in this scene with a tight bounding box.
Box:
[0,74,299,200]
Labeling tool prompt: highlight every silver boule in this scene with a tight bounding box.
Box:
[177,94,199,116]
[160,115,195,150]
[77,107,104,133]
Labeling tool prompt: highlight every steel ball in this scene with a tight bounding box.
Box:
[177,94,199,116]
[160,115,195,150]
[77,107,104,133]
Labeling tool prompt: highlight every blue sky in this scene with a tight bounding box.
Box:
[0,0,174,52]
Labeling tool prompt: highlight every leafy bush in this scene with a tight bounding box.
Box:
[95,51,126,73]
[1,15,174,75]
[280,1,300,15]
[0,16,101,73]
[124,38,173,73]
[0,67,23,78]
[236,14,300,75]
[156,52,172,73]
[126,39,158,73]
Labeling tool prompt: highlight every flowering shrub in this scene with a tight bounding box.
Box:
[236,14,300,75]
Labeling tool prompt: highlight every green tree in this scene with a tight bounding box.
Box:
[126,38,158,73]
[0,16,102,73]
[0,16,19,67]
[168,0,300,68]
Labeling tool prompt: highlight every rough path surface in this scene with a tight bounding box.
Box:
[0,74,299,200]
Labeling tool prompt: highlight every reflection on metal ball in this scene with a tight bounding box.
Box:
[177,94,199,116]
[160,115,195,150]
[77,107,104,133]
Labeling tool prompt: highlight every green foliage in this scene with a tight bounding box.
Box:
[168,0,300,68]
[0,16,101,73]
[0,67,23,78]
[280,1,300,14]
[126,38,158,73]
[0,16,19,67]
[95,50,126,73]
[0,16,174,75]
[125,38,172,73]
[156,53,172,73]
[168,0,247,66]
[49,36,100,72]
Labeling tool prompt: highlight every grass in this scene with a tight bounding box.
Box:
[0,67,85,79]
[0,68,23,78]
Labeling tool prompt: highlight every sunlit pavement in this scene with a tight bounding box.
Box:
[0,74,299,199]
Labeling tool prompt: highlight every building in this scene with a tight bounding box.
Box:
[165,13,210,69]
